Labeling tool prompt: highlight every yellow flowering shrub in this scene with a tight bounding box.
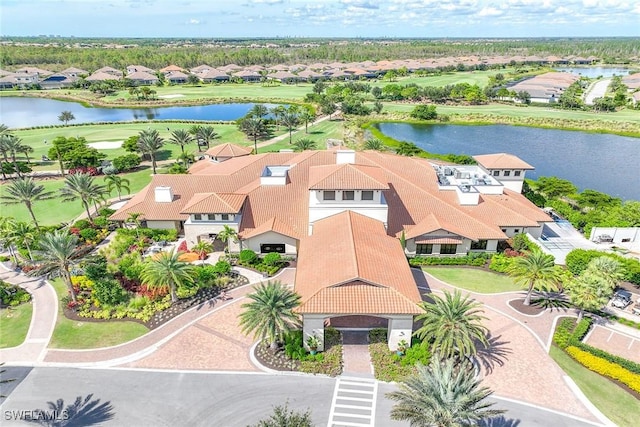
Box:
[71,275,94,291]
[566,346,640,393]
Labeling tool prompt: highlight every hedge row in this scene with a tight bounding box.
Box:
[409,253,489,267]
[565,346,640,393]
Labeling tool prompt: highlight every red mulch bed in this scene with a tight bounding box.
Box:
[508,298,546,315]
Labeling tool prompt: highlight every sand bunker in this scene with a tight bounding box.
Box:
[158,94,185,99]
[88,141,123,149]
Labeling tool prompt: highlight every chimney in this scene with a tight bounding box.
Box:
[154,186,174,203]
[336,149,356,165]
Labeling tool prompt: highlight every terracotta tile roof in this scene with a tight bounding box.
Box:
[404,213,477,241]
[473,153,534,170]
[295,211,422,315]
[180,192,246,214]
[239,217,298,239]
[308,164,389,190]
[205,143,252,158]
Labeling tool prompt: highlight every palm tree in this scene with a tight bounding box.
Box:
[386,358,505,427]
[270,105,286,129]
[58,110,75,126]
[104,175,131,201]
[217,225,238,253]
[508,250,561,305]
[414,290,489,359]
[60,173,107,223]
[239,281,302,350]
[34,230,81,302]
[177,151,195,168]
[566,274,612,321]
[140,249,195,303]
[281,109,300,144]
[584,256,624,287]
[1,177,55,229]
[169,129,193,154]
[300,108,316,134]
[0,134,27,177]
[137,129,164,174]
[195,125,218,150]
[126,212,144,237]
[11,221,37,261]
[0,217,19,266]
[250,104,269,119]
[292,138,316,152]
[363,138,384,151]
[192,240,214,264]
[20,144,34,164]
[238,116,269,154]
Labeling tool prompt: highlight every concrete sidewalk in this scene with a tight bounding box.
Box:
[0,263,57,364]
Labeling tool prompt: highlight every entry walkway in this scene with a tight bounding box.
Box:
[0,263,57,365]
[341,331,373,377]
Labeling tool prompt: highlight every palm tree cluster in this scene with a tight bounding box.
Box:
[566,256,624,319]
[508,250,561,305]
[0,125,33,179]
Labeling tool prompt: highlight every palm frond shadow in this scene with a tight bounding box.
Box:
[478,415,521,427]
[475,333,512,374]
[26,394,114,427]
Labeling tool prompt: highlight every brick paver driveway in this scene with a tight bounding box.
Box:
[584,324,640,364]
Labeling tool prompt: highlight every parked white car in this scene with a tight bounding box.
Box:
[611,291,632,309]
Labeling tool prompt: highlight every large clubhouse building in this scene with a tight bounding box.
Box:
[111,147,551,350]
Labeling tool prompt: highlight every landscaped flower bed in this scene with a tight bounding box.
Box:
[0,280,31,307]
[369,328,431,382]
[254,327,343,376]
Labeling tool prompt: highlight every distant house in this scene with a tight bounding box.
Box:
[126,65,156,75]
[93,66,124,78]
[297,69,323,82]
[40,74,79,90]
[160,65,185,74]
[197,69,230,83]
[204,143,253,162]
[232,70,262,82]
[86,71,122,82]
[165,71,189,84]
[60,67,88,77]
[266,70,301,84]
[14,67,52,77]
[126,71,159,86]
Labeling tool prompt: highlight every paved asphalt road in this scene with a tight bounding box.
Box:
[0,367,601,427]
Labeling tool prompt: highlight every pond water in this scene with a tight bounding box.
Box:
[555,67,634,78]
[375,122,640,201]
[0,97,278,128]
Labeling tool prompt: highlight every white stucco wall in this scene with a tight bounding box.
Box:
[302,315,326,351]
[146,220,180,230]
[590,227,640,243]
[388,316,415,351]
[405,231,471,256]
[242,231,298,255]
[184,222,239,249]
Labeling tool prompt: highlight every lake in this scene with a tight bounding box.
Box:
[0,97,278,128]
[555,67,633,78]
[375,122,640,201]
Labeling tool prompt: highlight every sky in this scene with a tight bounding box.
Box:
[1,0,639,38]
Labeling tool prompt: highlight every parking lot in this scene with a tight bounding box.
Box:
[584,324,640,363]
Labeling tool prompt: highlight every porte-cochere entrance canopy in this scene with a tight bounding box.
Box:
[294,211,423,351]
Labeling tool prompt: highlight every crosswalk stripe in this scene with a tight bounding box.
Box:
[327,377,378,427]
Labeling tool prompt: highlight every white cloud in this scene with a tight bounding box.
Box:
[186,18,201,25]
[478,6,503,16]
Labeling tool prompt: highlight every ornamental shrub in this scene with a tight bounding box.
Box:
[570,317,593,344]
[92,279,128,306]
[573,342,640,375]
[489,254,513,273]
[511,233,533,252]
[553,318,576,349]
[239,249,258,265]
[565,346,640,393]
[72,219,91,230]
[79,228,98,242]
[262,252,282,267]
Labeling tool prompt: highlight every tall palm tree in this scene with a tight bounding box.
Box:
[299,107,316,134]
[584,256,624,287]
[386,358,505,427]
[566,274,612,321]
[281,109,300,144]
[216,225,238,253]
[60,173,107,224]
[508,250,561,305]
[169,129,193,154]
[292,138,317,152]
[250,103,269,119]
[195,125,219,150]
[20,144,34,165]
[34,230,81,302]
[140,249,195,303]
[239,281,302,350]
[11,221,37,262]
[270,105,286,129]
[126,212,144,237]
[192,240,213,264]
[238,116,269,154]
[1,177,55,229]
[0,134,27,177]
[414,290,489,359]
[0,217,19,265]
[137,129,164,174]
[104,175,131,201]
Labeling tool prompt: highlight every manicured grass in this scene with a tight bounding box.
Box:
[11,122,252,170]
[1,167,155,225]
[549,345,640,427]
[262,119,344,152]
[0,303,33,348]
[49,279,148,349]
[423,267,521,293]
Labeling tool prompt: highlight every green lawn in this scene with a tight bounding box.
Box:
[262,119,345,152]
[549,346,640,427]
[0,303,33,348]
[423,267,521,293]
[11,122,252,170]
[1,167,155,225]
[49,279,148,349]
